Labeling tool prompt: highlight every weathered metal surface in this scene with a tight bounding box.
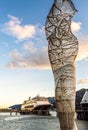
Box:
[45,0,78,129]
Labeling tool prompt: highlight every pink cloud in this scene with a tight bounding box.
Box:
[3,15,36,41]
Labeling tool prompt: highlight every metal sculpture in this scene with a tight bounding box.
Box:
[45,0,78,130]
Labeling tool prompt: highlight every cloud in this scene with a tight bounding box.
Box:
[4,16,86,69]
[7,43,50,69]
[7,30,88,69]
[77,77,88,84]
[5,22,50,70]
[1,15,81,41]
[6,37,88,70]
[2,15,36,41]
[23,42,37,54]
[10,49,21,60]
[71,21,82,33]
[76,38,88,61]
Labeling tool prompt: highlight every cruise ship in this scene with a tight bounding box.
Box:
[20,96,51,115]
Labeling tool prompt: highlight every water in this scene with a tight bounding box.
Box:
[0,112,88,130]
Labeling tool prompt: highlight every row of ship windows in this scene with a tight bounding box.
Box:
[25,105,34,108]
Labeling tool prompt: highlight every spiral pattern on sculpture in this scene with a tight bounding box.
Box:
[45,0,78,130]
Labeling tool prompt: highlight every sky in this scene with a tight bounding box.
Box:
[0,0,88,107]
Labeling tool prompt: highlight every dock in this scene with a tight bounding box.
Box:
[0,109,50,116]
[0,109,22,115]
[76,110,88,121]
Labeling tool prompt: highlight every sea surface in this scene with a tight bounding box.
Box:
[0,111,88,130]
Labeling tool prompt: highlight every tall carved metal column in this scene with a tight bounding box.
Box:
[45,0,78,130]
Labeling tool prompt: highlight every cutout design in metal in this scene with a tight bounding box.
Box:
[45,0,78,129]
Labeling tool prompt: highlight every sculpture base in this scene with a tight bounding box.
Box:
[57,112,77,130]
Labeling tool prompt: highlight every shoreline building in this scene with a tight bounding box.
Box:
[77,89,88,120]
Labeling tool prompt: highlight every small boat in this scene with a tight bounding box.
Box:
[20,96,51,115]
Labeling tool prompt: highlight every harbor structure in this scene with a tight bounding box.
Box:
[77,89,88,120]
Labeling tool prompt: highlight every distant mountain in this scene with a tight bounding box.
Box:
[47,97,56,110]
